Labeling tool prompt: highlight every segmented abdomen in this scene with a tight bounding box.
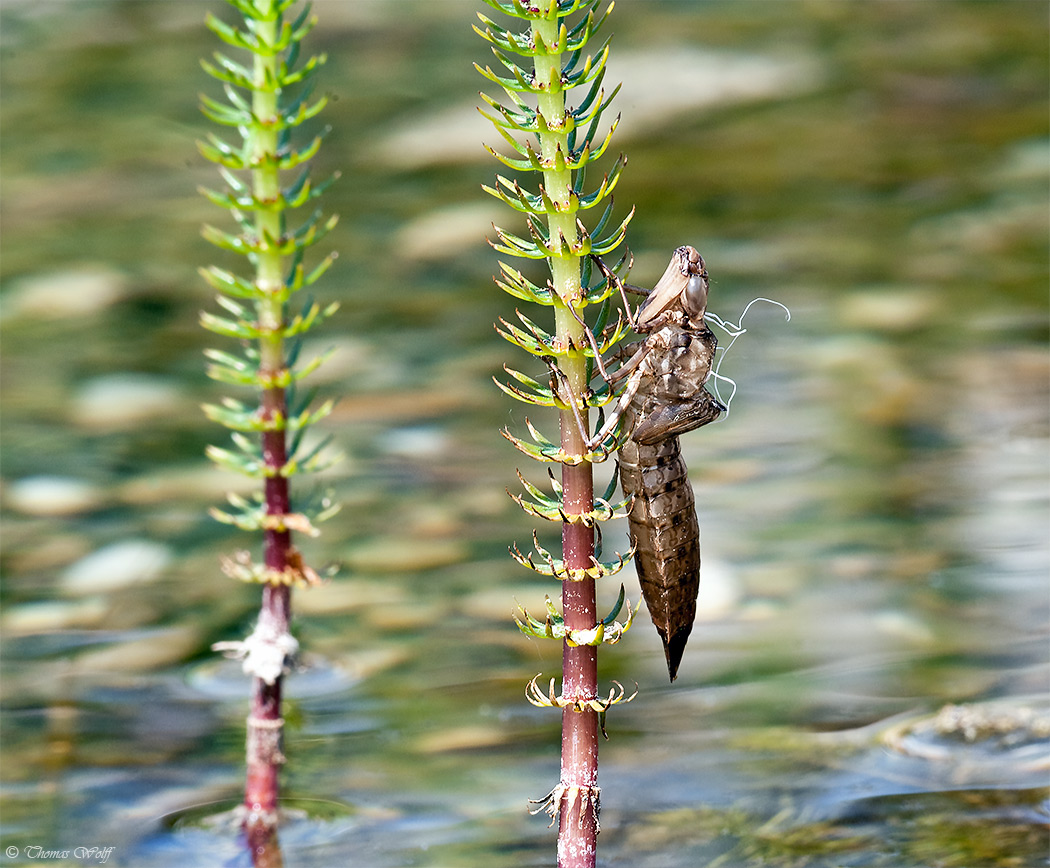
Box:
[619,417,699,682]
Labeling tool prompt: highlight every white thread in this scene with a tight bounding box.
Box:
[707,298,791,414]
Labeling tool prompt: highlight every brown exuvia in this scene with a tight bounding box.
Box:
[597,246,723,680]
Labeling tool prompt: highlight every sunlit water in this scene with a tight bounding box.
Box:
[1,2,1047,866]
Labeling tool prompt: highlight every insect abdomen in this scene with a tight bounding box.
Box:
[619,434,700,682]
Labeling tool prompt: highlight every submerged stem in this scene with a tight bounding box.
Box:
[200,0,338,852]
[244,3,290,828]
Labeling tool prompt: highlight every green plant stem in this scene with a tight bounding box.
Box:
[245,0,291,828]
[477,2,630,862]
[202,0,338,854]
[534,13,600,867]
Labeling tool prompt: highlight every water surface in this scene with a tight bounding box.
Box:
[1,2,1047,866]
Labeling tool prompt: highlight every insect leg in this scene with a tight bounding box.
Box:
[606,339,651,385]
[588,362,648,448]
[543,356,594,450]
[589,254,645,332]
[562,301,619,385]
[545,353,649,453]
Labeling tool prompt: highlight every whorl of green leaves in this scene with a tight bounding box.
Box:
[476,0,630,262]
[198,0,340,558]
[477,0,635,633]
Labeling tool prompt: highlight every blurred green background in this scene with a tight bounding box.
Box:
[1,2,1047,866]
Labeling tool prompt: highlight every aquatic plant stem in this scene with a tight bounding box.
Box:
[553,218,601,868]
[242,4,289,828]
[477,2,633,863]
[201,0,340,847]
[559,402,600,865]
[535,13,601,866]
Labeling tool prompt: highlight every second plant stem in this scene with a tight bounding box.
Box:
[246,3,291,825]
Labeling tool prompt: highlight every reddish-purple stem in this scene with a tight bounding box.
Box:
[243,810,283,868]
[558,440,600,867]
[244,387,291,831]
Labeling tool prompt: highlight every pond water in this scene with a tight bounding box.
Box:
[1,2,1047,866]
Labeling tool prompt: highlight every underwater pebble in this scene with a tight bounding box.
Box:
[739,562,806,600]
[812,337,923,425]
[294,578,407,615]
[993,138,1050,184]
[839,287,940,331]
[737,599,783,621]
[289,336,371,386]
[2,265,125,319]
[694,558,742,621]
[331,387,471,424]
[367,598,446,631]
[397,502,467,539]
[341,646,410,680]
[374,47,820,168]
[72,373,185,429]
[345,537,467,573]
[368,102,488,167]
[6,475,103,516]
[873,610,935,645]
[414,724,510,754]
[463,582,544,622]
[608,47,821,140]
[380,425,451,459]
[73,625,202,673]
[2,599,108,635]
[119,464,255,506]
[61,539,173,594]
[5,530,90,576]
[393,202,502,259]
[911,198,1046,256]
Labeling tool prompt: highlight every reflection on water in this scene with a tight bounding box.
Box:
[1,1,1047,866]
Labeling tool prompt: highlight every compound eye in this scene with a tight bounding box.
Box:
[684,273,708,317]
